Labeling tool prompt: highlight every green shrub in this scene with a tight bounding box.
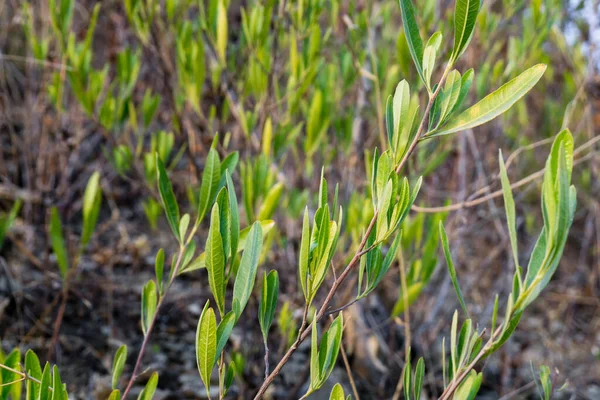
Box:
[0,0,587,399]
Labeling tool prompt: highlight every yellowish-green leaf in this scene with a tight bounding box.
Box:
[49,207,69,279]
[196,302,217,393]
[141,280,157,336]
[428,64,547,137]
[180,220,274,274]
[111,345,127,390]
[156,154,180,242]
[232,221,263,319]
[206,204,226,315]
[499,150,519,270]
[137,372,158,400]
[81,171,102,247]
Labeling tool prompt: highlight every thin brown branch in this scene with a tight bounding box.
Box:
[253,61,455,399]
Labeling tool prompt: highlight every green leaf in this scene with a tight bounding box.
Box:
[226,172,240,258]
[403,352,412,400]
[399,0,425,82]
[215,311,236,364]
[449,68,474,117]
[259,270,279,341]
[180,220,274,274]
[197,148,221,225]
[414,357,425,400]
[438,70,463,126]
[24,350,42,400]
[257,182,284,221]
[156,154,180,242]
[137,371,158,400]
[232,221,263,320]
[39,363,51,400]
[179,214,190,243]
[206,204,226,315]
[428,64,547,137]
[499,151,519,270]
[439,222,470,318]
[141,280,157,336]
[216,189,231,260]
[51,365,68,400]
[81,171,102,247]
[111,345,127,390]
[423,32,442,90]
[452,0,480,61]
[299,208,310,300]
[196,301,217,394]
[155,249,165,294]
[224,362,236,393]
[392,80,411,157]
[1,348,21,399]
[329,383,345,400]
[49,207,69,279]
[0,199,22,251]
[454,370,482,400]
[308,313,344,394]
[108,390,121,400]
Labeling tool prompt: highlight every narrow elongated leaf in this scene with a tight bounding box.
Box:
[452,0,480,61]
[414,357,425,400]
[226,172,240,258]
[196,302,217,393]
[111,345,127,390]
[180,220,274,273]
[259,270,279,341]
[439,222,470,318]
[156,154,180,242]
[310,312,319,391]
[215,311,236,364]
[25,350,42,400]
[437,70,462,126]
[423,32,442,90]
[299,208,310,299]
[428,64,547,137]
[206,204,226,315]
[108,390,121,400]
[49,207,69,279]
[448,68,474,117]
[1,349,21,399]
[386,95,394,146]
[81,171,102,247]
[155,249,165,294]
[233,222,263,320]
[257,183,284,220]
[39,363,51,400]
[51,365,67,400]
[392,80,411,156]
[216,190,231,259]
[179,214,190,243]
[197,148,221,224]
[399,0,425,81]
[141,280,157,335]
[137,372,158,400]
[403,354,412,400]
[499,151,519,269]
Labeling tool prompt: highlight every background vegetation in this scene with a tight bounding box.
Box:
[0,0,598,399]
